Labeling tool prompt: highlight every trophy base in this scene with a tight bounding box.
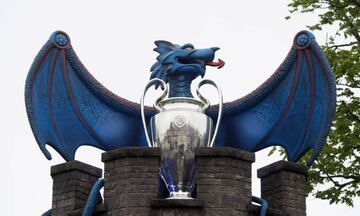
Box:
[167,191,193,199]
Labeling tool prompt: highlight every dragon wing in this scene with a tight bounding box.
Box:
[211,31,336,166]
[25,31,153,161]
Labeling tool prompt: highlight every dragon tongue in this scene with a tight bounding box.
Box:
[206,58,225,69]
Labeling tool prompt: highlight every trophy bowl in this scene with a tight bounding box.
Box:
[151,98,213,198]
[141,79,222,199]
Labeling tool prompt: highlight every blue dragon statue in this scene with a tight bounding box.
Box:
[26,30,335,216]
[25,30,335,167]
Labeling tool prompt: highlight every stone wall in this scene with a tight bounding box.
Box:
[257,160,308,216]
[195,147,254,216]
[50,160,102,216]
[101,147,161,215]
[48,148,308,216]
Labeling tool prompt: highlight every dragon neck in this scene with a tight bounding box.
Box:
[168,75,194,98]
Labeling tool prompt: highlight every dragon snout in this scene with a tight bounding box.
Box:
[185,47,223,68]
[206,47,224,69]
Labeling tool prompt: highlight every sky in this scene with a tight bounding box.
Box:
[0,0,359,215]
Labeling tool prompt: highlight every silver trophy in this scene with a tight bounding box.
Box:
[141,78,222,199]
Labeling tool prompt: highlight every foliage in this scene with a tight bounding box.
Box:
[272,0,360,206]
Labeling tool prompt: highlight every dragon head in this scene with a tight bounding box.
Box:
[150,40,224,83]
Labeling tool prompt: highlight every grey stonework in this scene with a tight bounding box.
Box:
[151,199,204,216]
[101,147,161,215]
[248,205,283,216]
[195,147,255,216]
[103,147,255,216]
[257,160,308,216]
[50,160,102,216]
[49,148,308,216]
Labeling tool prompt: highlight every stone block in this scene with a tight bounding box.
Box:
[50,160,102,216]
[196,147,255,213]
[257,160,307,216]
[102,147,161,215]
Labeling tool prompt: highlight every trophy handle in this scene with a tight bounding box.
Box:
[196,79,223,148]
[140,78,168,147]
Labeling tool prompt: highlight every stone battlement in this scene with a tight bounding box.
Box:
[49,147,307,216]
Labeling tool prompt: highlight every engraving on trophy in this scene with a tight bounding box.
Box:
[173,115,186,128]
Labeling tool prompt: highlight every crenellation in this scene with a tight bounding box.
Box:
[50,160,102,216]
[48,148,308,215]
[258,160,307,216]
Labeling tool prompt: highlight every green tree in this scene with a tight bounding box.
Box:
[274,0,360,206]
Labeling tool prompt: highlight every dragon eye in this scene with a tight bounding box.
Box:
[182,43,194,50]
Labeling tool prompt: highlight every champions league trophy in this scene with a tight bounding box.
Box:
[141,79,222,199]
[140,41,224,199]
